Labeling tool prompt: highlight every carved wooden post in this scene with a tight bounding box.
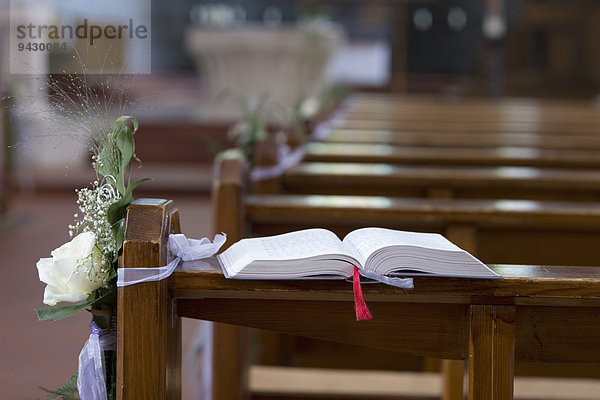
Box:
[117,199,182,400]
[251,134,281,194]
[212,150,246,248]
[209,151,250,400]
[442,223,478,400]
[468,305,516,400]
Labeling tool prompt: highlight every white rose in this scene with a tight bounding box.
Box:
[36,231,107,306]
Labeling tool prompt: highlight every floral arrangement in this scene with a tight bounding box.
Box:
[227,93,269,164]
[32,74,148,400]
[37,115,147,315]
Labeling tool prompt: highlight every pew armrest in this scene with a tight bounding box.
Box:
[117,199,182,400]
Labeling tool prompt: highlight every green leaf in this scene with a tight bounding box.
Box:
[31,372,78,400]
[106,197,128,227]
[36,299,93,321]
[111,218,125,262]
[106,177,151,226]
[128,177,152,192]
[113,115,139,136]
[116,130,133,190]
[116,133,133,196]
[112,116,139,195]
[107,180,135,225]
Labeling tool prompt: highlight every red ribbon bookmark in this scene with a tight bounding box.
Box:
[353,266,373,321]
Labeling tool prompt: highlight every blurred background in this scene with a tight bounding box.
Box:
[2,0,600,399]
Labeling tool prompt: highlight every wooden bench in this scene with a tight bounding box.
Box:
[244,193,600,267]
[349,95,600,121]
[206,153,600,400]
[326,129,600,150]
[343,95,600,135]
[280,162,600,201]
[347,104,600,127]
[275,95,600,203]
[329,95,600,149]
[340,116,600,135]
[116,199,600,400]
[205,95,600,399]
[302,142,600,169]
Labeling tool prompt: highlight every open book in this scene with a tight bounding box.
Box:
[217,228,500,280]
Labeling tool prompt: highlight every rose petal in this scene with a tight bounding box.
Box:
[67,267,103,293]
[36,257,55,286]
[43,285,87,306]
[51,256,81,290]
[38,232,100,306]
[52,232,95,259]
[50,238,75,259]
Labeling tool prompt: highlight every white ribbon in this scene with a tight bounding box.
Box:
[309,97,354,141]
[250,97,354,182]
[250,145,306,181]
[77,322,116,400]
[358,268,414,289]
[169,233,227,262]
[117,233,227,287]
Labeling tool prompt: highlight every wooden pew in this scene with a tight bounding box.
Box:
[340,115,600,135]
[302,142,600,169]
[343,95,600,135]
[281,95,600,204]
[319,95,600,164]
[213,154,463,400]
[347,104,600,127]
[283,96,600,202]
[281,162,600,201]
[349,94,600,122]
[209,154,600,400]
[245,193,600,267]
[326,129,600,151]
[117,199,182,400]
[117,198,600,400]
[305,96,600,196]
[291,94,600,396]
[209,95,600,399]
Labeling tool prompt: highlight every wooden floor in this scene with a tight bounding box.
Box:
[250,366,600,400]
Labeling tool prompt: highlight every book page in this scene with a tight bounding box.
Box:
[260,228,349,259]
[219,228,352,276]
[343,227,463,265]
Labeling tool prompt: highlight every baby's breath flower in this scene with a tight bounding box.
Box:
[69,180,121,284]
